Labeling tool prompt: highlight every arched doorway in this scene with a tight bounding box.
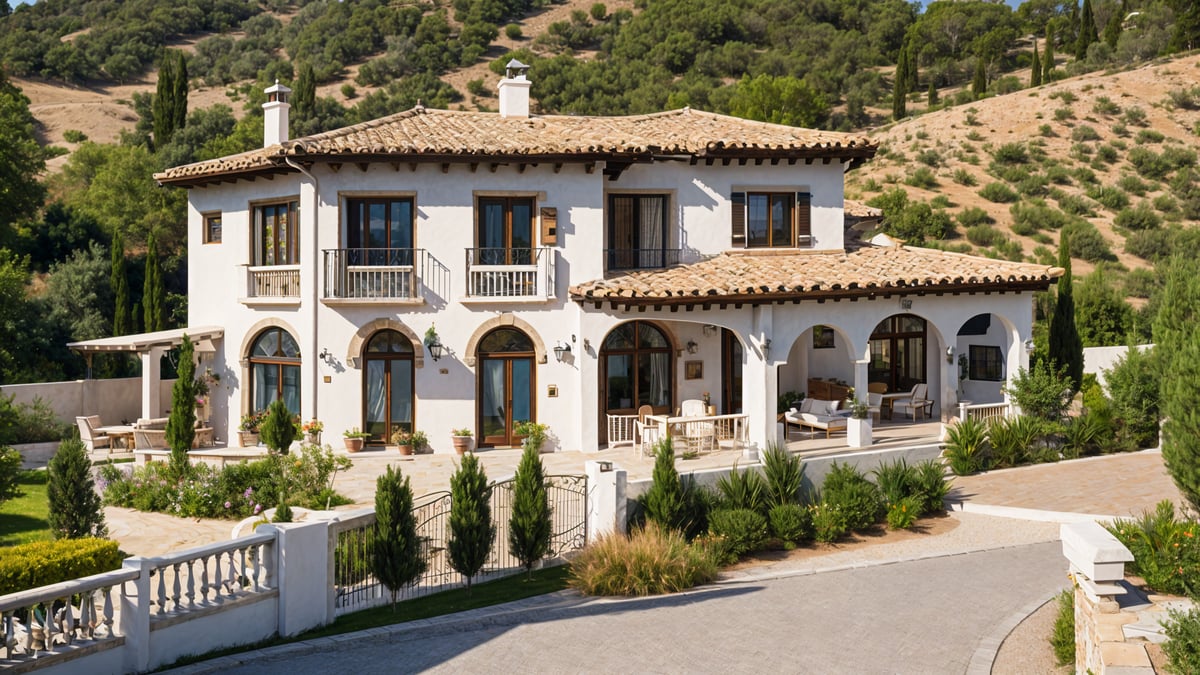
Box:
[600,322,673,439]
[248,327,301,414]
[721,328,743,415]
[477,328,535,447]
[869,314,927,393]
[362,329,414,445]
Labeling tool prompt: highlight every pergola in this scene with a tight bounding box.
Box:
[67,326,224,421]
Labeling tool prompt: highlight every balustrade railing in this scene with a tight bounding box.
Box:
[323,248,422,300]
[246,264,301,298]
[465,247,555,299]
[604,248,682,271]
[0,567,137,663]
[148,532,276,618]
[957,400,1013,423]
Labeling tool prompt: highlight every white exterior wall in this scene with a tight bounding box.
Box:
[186,150,1035,455]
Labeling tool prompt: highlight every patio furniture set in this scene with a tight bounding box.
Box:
[783,383,933,438]
[75,415,216,455]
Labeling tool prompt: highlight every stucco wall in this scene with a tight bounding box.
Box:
[0,377,174,427]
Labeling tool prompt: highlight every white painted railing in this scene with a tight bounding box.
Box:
[147,532,276,618]
[606,414,637,447]
[246,264,300,298]
[323,249,422,300]
[957,401,1013,423]
[465,248,555,300]
[0,567,137,662]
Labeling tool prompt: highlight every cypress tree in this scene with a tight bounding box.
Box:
[1102,2,1123,49]
[143,233,164,332]
[643,438,685,531]
[1030,39,1042,87]
[48,438,106,539]
[171,51,188,134]
[131,301,142,334]
[1075,0,1098,60]
[152,53,176,148]
[448,452,494,593]
[509,444,551,579]
[259,398,297,455]
[111,232,129,336]
[927,81,938,106]
[1153,255,1200,389]
[294,62,316,129]
[1048,233,1083,392]
[892,57,908,121]
[1163,329,1200,512]
[372,465,426,608]
[1043,24,1056,81]
[972,58,987,99]
[165,335,197,479]
[904,41,918,95]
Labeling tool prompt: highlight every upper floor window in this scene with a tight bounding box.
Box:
[607,194,672,270]
[731,191,812,249]
[254,200,299,265]
[204,213,222,244]
[477,197,533,265]
[346,197,414,265]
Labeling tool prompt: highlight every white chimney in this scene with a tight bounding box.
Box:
[498,59,531,119]
[263,80,291,147]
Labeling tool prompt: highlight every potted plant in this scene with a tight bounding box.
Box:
[302,418,324,445]
[450,427,473,455]
[238,411,264,447]
[847,399,872,448]
[390,429,428,456]
[343,427,370,453]
[513,421,551,454]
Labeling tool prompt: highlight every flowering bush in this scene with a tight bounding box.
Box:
[239,410,266,432]
[100,444,353,519]
[1107,500,1200,595]
[302,418,324,434]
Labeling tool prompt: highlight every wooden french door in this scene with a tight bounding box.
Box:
[476,328,535,447]
[721,328,743,415]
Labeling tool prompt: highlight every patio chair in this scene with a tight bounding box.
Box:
[680,399,706,417]
[892,383,933,420]
[636,413,664,457]
[867,392,883,423]
[75,416,110,453]
[134,429,168,451]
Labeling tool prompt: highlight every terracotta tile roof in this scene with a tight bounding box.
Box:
[156,107,876,185]
[843,199,883,219]
[569,243,1064,306]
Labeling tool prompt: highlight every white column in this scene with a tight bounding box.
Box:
[852,358,869,403]
[267,520,330,637]
[140,346,165,420]
[745,305,776,453]
[120,557,153,674]
[585,460,626,542]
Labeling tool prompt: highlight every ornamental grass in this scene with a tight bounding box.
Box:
[568,522,717,597]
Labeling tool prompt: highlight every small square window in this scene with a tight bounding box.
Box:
[969,345,1004,381]
[204,214,222,244]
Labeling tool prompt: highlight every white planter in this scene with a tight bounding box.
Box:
[847,418,872,448]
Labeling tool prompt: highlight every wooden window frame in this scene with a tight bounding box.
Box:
[251,199,299,266]
[968,345,1005,382]
[203,212,222,244]
[731,190,813,249]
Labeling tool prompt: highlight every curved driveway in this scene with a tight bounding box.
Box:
[216,541,1065,675]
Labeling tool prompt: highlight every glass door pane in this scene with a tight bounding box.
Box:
[511,359,531,427]
[390,200,413,264]
[390,360,413,432]
[606,354,633,411]
[365,360,387,441]
[253,363,275,412]
[282,364,301,415]
[480,200,505,264]
[481,359,507,443]
[511,200,533,264]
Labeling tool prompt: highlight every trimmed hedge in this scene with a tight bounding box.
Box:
[0,538,122,596]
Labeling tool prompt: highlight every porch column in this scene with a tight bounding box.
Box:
[852,358,869,403]
[745,305,776,454]
[140,346,166,420]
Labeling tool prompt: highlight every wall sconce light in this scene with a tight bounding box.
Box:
[686,340,698,354]
[899,298,913,310]
[320,348,334,366]
[553,335,576,362]
[597,460,613,472]
[1023,338,1036,353]
[763,338,772,360]
[425,326,446,362]
[701,324,718,338]
[945,345,954,364]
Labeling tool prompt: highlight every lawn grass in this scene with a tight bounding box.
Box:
[163,565,572,670]
[0,470,51,546]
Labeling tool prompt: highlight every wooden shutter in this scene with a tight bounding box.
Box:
[796,192,812,247]
[540,207,557,246]
[730,192,746,247]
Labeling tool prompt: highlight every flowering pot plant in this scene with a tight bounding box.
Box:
[239,410,266,432]
[390,429,428,455]
[342,426,370,452]
[850,400,871,420]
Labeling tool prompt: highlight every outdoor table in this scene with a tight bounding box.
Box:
[880,393,910,420]
[96,424,135,449]
[644,413,749,453]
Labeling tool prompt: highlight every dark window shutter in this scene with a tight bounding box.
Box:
[796,192,812,247]
[731,192,746,247]
[540,207,557,246]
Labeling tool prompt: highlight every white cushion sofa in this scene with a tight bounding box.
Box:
[784,399,849,438]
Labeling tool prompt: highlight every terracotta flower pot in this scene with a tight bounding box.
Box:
[397,443,413,456]
[451,435,473,455]
[344,437,365,453]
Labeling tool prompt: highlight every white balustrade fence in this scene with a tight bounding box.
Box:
[956,401,1013,423]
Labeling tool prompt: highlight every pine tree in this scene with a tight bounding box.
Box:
[1153,255,1200,389]
[372,465,426,608]
[1048,233,1083,392]
[1163,329,1200,512]
[509,444,551,579]
[143,233,164,332]
[1030,39,1042,88]
[111,232,129,336]
[447,452,494,593]
[1044,24,1056,82]
[48,438,106,539]
[165,334,197,479]
[259,398,297,455]
[972,58,987,99]
[1075,0,1098,60]
[643,438,684,531]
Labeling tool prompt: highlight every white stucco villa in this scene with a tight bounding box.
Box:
[145,64,1062,454]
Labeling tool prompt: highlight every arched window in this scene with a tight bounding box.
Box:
[363,330,415,444]
[601,321,672,415]
[249,327,301,414]
[477,328,535,447]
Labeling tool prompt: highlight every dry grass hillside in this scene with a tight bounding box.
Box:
[851,53,1200,280]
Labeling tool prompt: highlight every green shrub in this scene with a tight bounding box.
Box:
[466,79,486,97]
[1054,192,1092,215]
[987,415,1047,468]
[811,502,848,543]
[1053,106,1074,122]
[1095,144,1118,164]
[1122,105,1147,126]
[1116,173,1150,196]
[767,503,812,545]
[1072,166,1098,184]
[1128,146,1172,180]
[915,149,941,167]
[966,224,1006,247]
[716,463,767,513]
[1017,174,1049,196]
[1071,125,1100,142]
[761,445,804,507]
[1006,362,1073,422]
[821,463,884,532]
[568,522,717,596]
[905,166,938,188]
[1050,589,1075,666]
[1060,413,1107,459]
[0,446,20,507]
[62,129,88,143]
[0,538,122,595]
[886,495,923,530]
[1038,123,1055,137]
[48,438,106,539]
[952,168,977,186]
[992,142,1029,164]
[1114,203,1162,231]
[1106,345,1160,450]
[930,195,952,209]
[1107,501,1200,596]
[979,182,1018,203]
[707,508,768,557]
[956,206,991,228]
[1135,129,1165,144]
[943,417,988,475]
[1086,185,1130,211]
[1164,605,1200,674]
[340,83,356,99]
[913,460,949,513]
[0,395,68,445]
[643,438,685,531]
[1093,96,1120,115]
[504,23,522,40]
[1125,229,1172,261]
[1111,121,1128,136]
[871,458,919,506]
[1063,221,1116,262]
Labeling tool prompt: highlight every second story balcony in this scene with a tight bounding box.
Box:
[243,264,301,305]
[464,247,556,302]
[323,248,424,303]
[605,248,682,272]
